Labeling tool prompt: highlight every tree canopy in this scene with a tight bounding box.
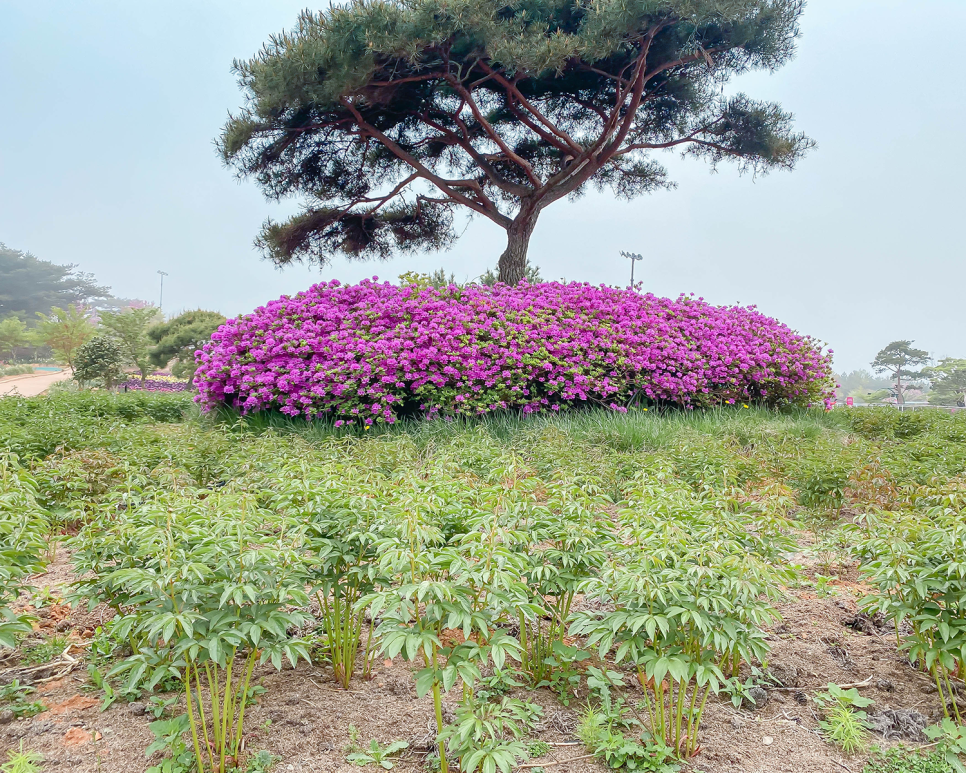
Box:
[35,304,96,371]
[871,340,930,405]
[0,243,111,319]
[924,358,966,407]
[100,306,163,382]
[148,310,227,380]
[222,0,813,283]
[73,336,124,390]
[0,318,29,361]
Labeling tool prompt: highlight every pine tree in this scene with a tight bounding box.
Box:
[221,0,813,283]
[871,341,930,406]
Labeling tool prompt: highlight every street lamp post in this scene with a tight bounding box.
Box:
[157,270,168,312]
[620,251,643,291]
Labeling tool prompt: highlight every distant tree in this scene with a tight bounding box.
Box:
[871,341,930,405]
[148,310,226,380]
[0,318,29,361]
[924,358,966,407]
[34,304,96,371]
[100,306,163,383]
[0,243,110,319]
[222,0,814,283]
[860,388,893,405]
[835,369,892,399]
[73,336,124,390]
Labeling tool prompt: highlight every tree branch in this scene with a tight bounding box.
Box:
[476,61,584,155]
[339,97,511,228]
[443,75,544,187]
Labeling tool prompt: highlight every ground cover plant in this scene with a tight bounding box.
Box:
[118,374,192,392]
[1,394,965,772]
[194,279,834,424]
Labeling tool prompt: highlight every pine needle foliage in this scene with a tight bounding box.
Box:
[221,0,814,282]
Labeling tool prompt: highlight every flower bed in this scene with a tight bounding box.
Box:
[194,280,834,425]
[120,374,191,393]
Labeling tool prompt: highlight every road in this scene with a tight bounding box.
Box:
[0,369,72,397]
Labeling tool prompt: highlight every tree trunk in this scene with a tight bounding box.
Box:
[497,210,539,285]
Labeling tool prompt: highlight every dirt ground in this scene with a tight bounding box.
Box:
[0,547,951,773]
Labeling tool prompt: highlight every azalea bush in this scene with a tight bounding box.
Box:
[194,280,833,425]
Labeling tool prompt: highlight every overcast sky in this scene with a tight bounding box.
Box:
[1,0,963,373]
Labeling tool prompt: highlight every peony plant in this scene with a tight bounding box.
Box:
[194,280,833,425]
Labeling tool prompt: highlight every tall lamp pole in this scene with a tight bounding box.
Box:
[620,251,643,291]
[157,270,168,312]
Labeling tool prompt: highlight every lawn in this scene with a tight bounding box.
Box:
[2,393,965,773]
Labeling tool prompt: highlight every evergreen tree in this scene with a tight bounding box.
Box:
[871,341,930,405]
[0,243,110,319]
[73,336,124,390]
[222,0,813,283]
[148,310,226,380]
[924,358,966,407]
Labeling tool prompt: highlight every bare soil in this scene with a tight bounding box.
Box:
[0,548,950,773]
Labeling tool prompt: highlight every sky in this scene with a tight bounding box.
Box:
[1,0,963,374]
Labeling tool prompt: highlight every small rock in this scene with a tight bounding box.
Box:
[762,736,774,746]
[0,710,14,725]
[741,686,769,711]
[28,721,54,736]
[793,691,808,705]
[63,727,93,747]
[728,717,742,729]
[128,702,146,715]
[922,684,939,694]
[56,621,71,632]
[875,678,895,693]
[285,695,300,706]
[767,663,799,688]
[867,709,929,742]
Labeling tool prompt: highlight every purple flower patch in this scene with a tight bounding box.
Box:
[194,280,834,424]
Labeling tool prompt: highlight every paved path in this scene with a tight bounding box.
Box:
[0,370,72,397]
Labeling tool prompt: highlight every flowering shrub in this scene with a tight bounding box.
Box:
[120,374,191,393]
[194,280,834,425]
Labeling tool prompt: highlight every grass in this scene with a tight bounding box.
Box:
[863,747,955,773]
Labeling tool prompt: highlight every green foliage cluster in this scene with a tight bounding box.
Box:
[148,310,226,380]
[0,454,49,648]
[863,746,955,773]
[814,684,874,753]
[73,335,125,388]
[845,507,966,724]
[100,306,163,382]
[34,303,96,369]
[0,741,44,773]
[925,359,966,407]
[0,680,46,720]
[0,365,35,377]
[3,399,966,770]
